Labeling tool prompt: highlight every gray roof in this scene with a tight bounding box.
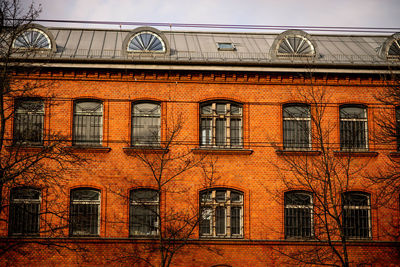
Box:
[13,26,400,71]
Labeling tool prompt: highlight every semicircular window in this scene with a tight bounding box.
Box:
[127,31,165,52]
[13,29,51,49]
[388,38,400,59]
[277,35,314,57]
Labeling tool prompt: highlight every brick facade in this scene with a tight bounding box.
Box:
[1,68,399,266]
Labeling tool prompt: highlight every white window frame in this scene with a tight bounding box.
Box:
[200,189,243,238]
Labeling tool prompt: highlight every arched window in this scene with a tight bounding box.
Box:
[129,189,159,236]
[9,187,41,235]
[388,38,400,59]
[277,35,314,57]
[339,105,368,150]
[13,28,51,49]
[13,98,44,145]
[283,104,311,149]
[131,102,161,146]
[200,189,243,238]
[73,100,103,146]
[200,101,242,148]
[127,32,165,52]
[270,30,317,59]
[70,188,100,236]
[342,192,371,239]
[284,191,313,238]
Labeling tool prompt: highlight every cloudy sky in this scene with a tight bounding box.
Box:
[22,0,400,32]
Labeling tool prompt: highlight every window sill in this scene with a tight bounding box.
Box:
[333,151,378,157]
[199,236,244,239]
[64,146,111,153]
[276,149,321,156]
[192,148,253,155]
[5,145,46,152]
[389,152,400,158]
[123,147,168,155]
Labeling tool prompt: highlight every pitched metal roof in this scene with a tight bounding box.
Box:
[12,26,400,71]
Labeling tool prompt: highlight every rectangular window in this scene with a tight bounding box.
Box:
[200,189,243,238]
[73,101,103,146]
[13,99,44,145]
[342,192,371,239]
[9,188,41,235]
[200,102,242,148]
[283,104,311,150]
[130,189,159,236]
[340,105,368,150]
[284,191,313,239]
[70,189,100,236]
[132,103,161,146]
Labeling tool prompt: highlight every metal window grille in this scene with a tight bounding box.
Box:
[130,189,159,236]
[132,103,161,146]
[200,189,243,238]
[200,102,242,148]
[340,106,368,150]
[284,191,313,238]
[9,188,40,235]
[73,101,103,146]
[13,100,44,145]
[70,189,100,236]
[283,105,311,149]
[342,192,371,239]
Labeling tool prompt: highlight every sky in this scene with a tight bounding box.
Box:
[21,0,400,32]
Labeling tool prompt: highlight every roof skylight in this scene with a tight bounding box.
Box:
[217,42,236,51]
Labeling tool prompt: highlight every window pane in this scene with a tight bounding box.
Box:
[216,190,226,202]
[230,119,242,146]
[130,205,158,235]
[215,119,226,146]
[200,208,212,235]
[216,104,226,114]
[231,207,241,235]
[216,207,226,235]
[201,119,212,146]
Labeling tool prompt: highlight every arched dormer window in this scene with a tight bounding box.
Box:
[271,30,317,59]
[380,33,400,60]
[12,25,54,51]
[123,27,169,54]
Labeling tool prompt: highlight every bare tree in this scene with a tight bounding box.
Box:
[0,0,86,258]
[106,113,218,267]
[269,72,383,266]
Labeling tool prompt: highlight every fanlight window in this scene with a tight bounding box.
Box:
[127,32,165,52]
[388,39,400,59]
[277,35,314,57]
[13,29,51,49]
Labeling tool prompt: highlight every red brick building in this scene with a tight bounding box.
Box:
[1,25,400,266]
